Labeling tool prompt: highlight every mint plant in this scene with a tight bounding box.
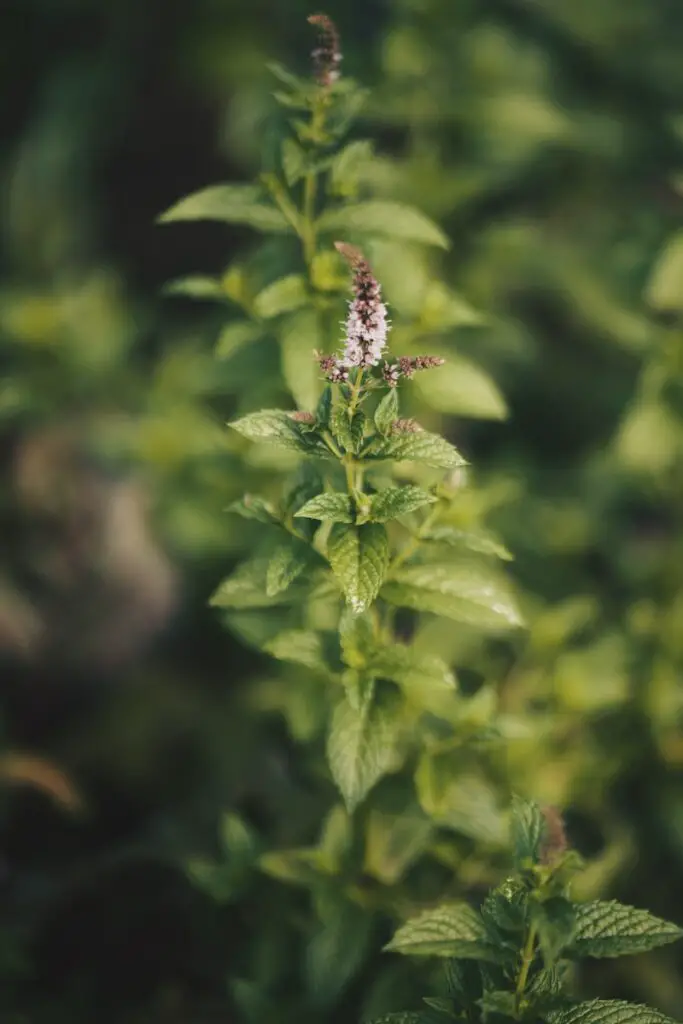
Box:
[374,798,682,1024]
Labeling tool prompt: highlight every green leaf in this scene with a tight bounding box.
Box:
[282,137,307,185]
[382,562,523,630]
[228,495,280,525]
[329,139,374,196]
[215,321,263,360]
[413,356,507,420]
[253,274,308,319]
[364,803,433,885]
[318,201,449,249]
[369,645,457,711]
[157,184,290,232]
[331,405,365,454]
[339,607,375,668]
[374,388,399,435]
[422,526,512,560]
[263,629,329,672]
[316,384,333,428]
[266,539,313,597]
[280,308,323,411]
[548,1000,681,1024]
[296,492,354,523]
[569,900,682,959]
[511,795,546,867]
[363,486,436,523]
[210,558,289,610]
[416,761,509,845]
[481,879,527,936]
[533,897,577,965]
[327,689,401,811]
[327,523,389,613]
[367,428,467,470]
[162,276,225,300]
[305,898,373,1008]
[646,230,683,312]
[478,991,517,1016]
[384,903,497,960]
[230,409,327,456]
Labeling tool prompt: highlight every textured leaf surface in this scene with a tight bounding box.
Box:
[382,562,523,630]
[265,540,312,597]
[369,428,467,469]
[230,410,327,456]
[570,901,682,958]
[511,795,546,866]
[327,523,389,613]
[423,526,512,560]
[296,492,354,523]
[549,1000,681,1024]
[370,646,456,711]
[365,486,436,523]
[384,903,497,959]
[327,691,400,810]
[158,184,289,232]
[318,201,449,249]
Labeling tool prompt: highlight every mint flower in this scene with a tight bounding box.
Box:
[308,13,342,87]
[335,242,390,369]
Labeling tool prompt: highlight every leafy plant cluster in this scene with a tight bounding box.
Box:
[374,797,683,1024]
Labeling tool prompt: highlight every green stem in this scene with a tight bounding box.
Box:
[515,921,538,1012]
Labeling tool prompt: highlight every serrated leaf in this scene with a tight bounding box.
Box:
[367,428,467,469]
[384,903,498,960]
[215,320,263,360]
[569,900,682,959]
[646,230,683,312]
[266,539,312,596]
[228,495,280,524]
[327,689,401,810]
[318,201,449,249]
[158,184,289,232]
[478,991,517,1015]
[382,562,523,630]
[253,274,308,319]
[423,526,512,560]
[327,523,389,613]
[316,385,333,428]
[331,405,365,454]
[230,409,328,456]
[374,388,399,435]
[364,486,436,523]
[511,795,546,867]
[481,879,527,936]
[162,276,225,300]
[296,492,354,523]
[414,356,507,421]
[264,629,329,672]
[280,307,323,410]
[548,1000,681,1024]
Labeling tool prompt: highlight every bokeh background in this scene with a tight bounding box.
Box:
[3,0,683,1021]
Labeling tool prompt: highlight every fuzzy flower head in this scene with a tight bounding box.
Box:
[335,242,390,369]
[308,14,342,87]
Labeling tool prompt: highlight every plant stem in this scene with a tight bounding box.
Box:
[515,921,538,1011]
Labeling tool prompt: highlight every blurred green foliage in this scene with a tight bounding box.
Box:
[3,0,683,1021]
